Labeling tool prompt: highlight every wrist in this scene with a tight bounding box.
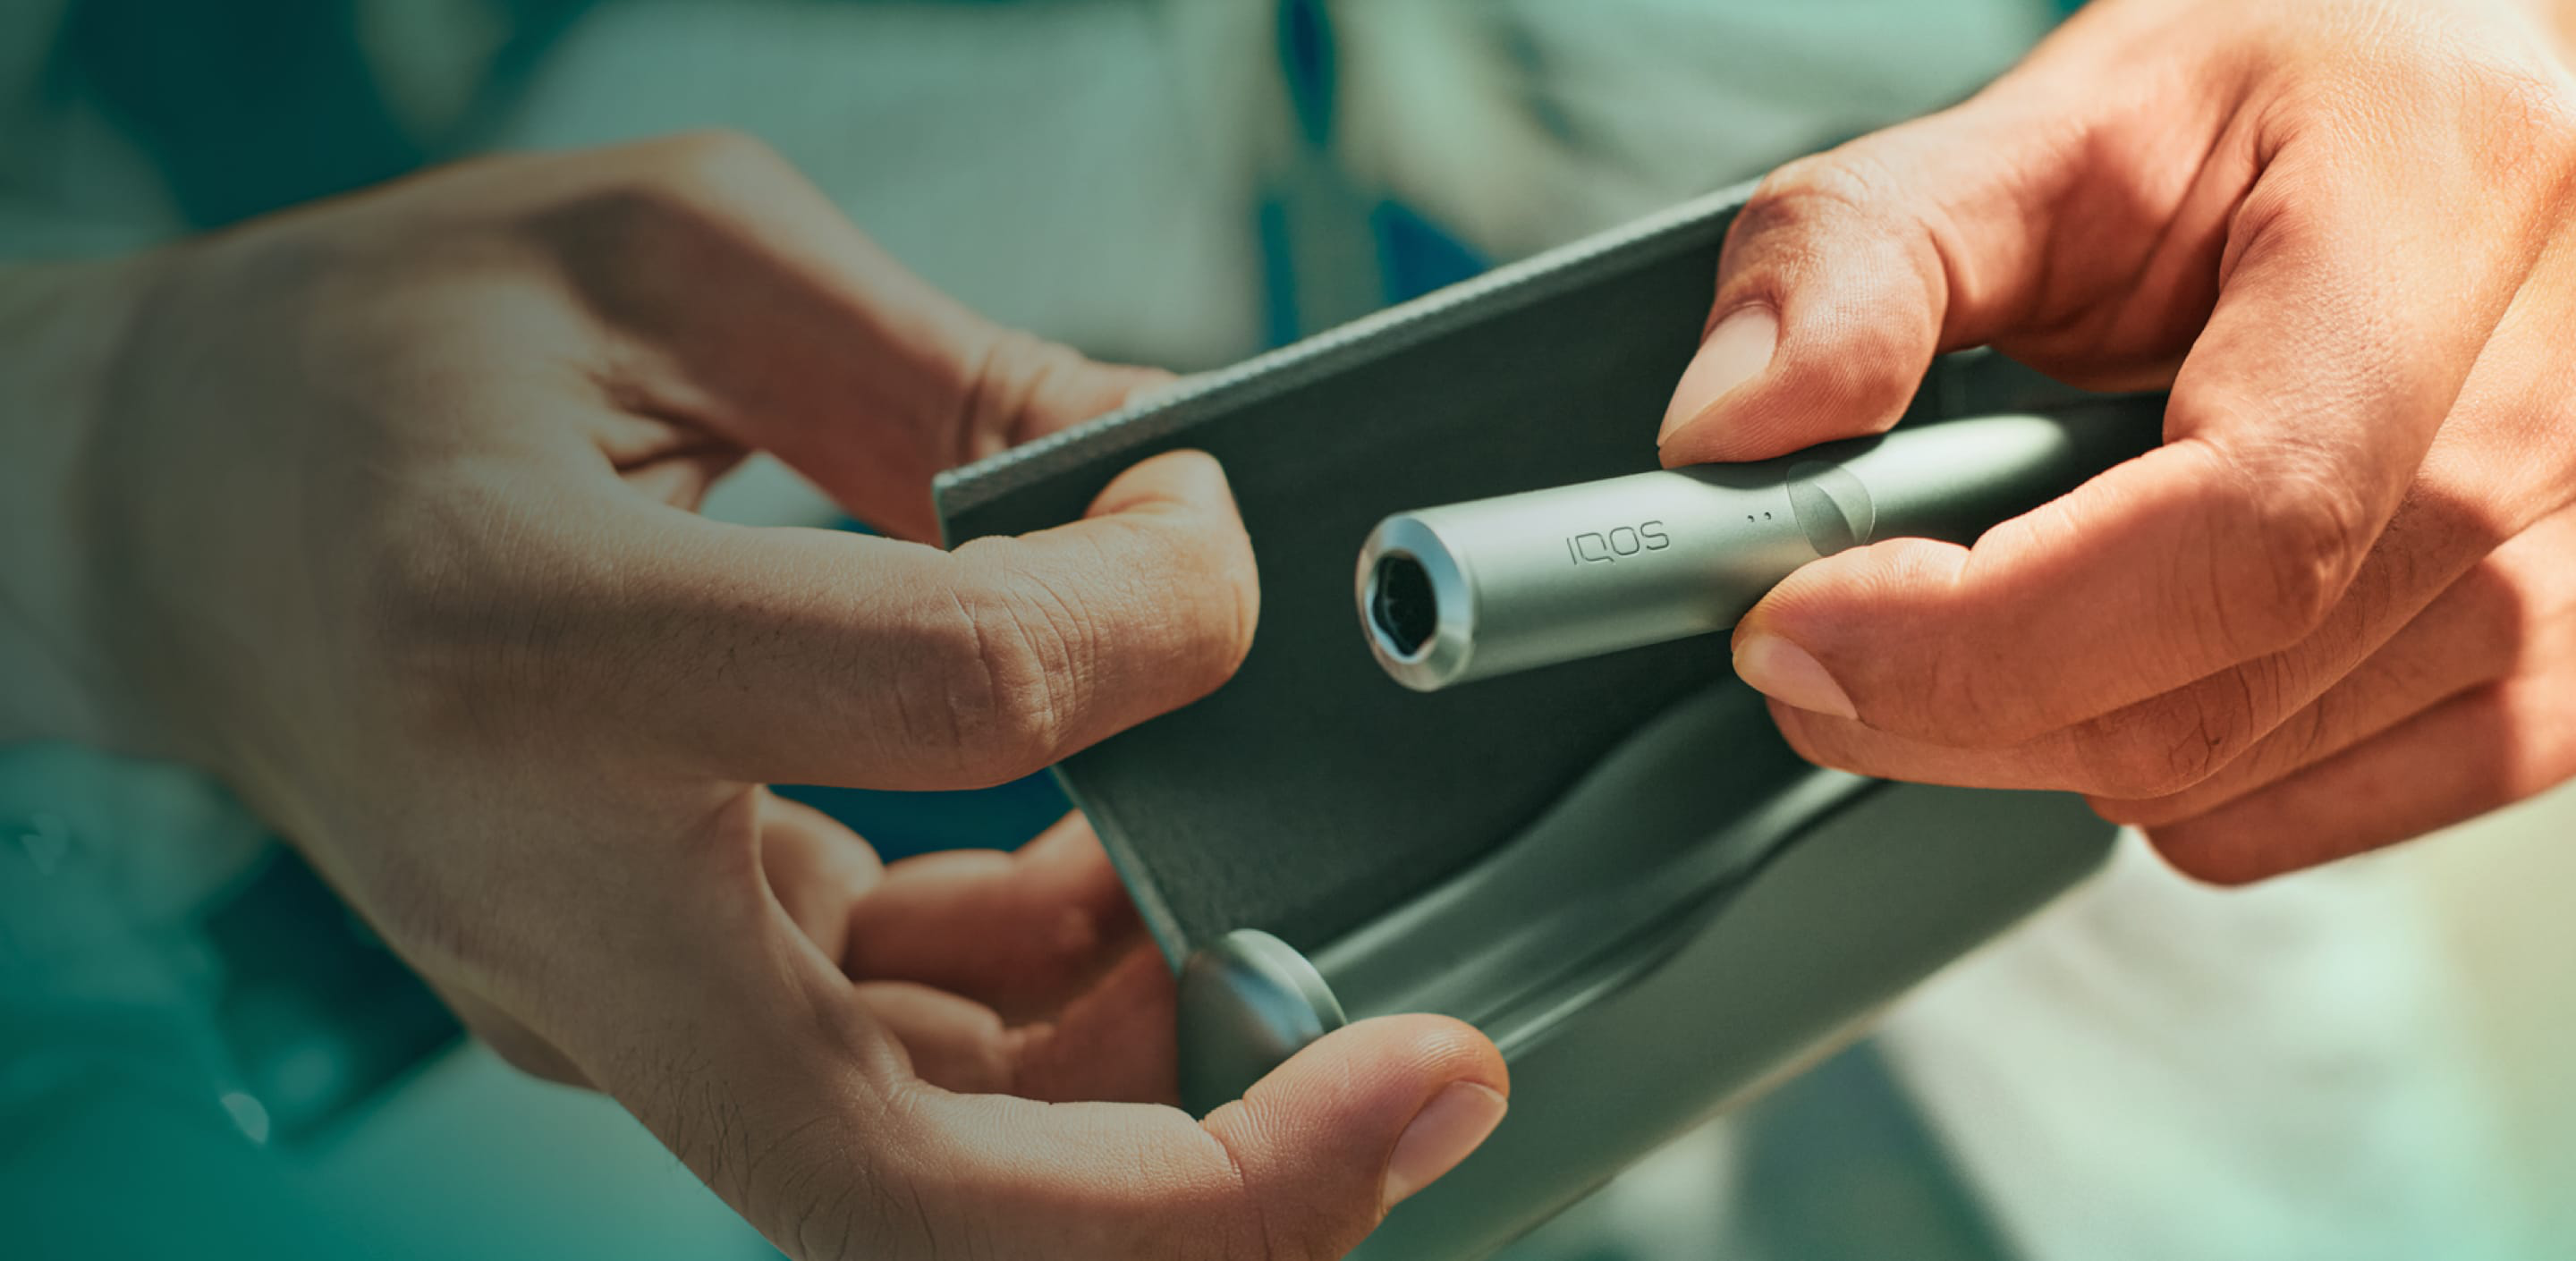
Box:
[0,253,172,752]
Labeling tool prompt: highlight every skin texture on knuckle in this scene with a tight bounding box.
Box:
[915,563,1087,785]
[2449,56,2576,215]
[2127,680,2335,823]
[2214,137,2369,294]
[908,488,1250,787]
[1739,149,1896,241]
[1727,149,1933,308]
[2242,465,2375,646]
[2241,21,2563,301]
[1720,155,1877,311]
[2269,0,2575,157]
[2171,436,2373,665]
[2071,667,2270,800]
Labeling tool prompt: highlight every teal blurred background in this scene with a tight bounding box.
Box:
[4,2,2571,1258]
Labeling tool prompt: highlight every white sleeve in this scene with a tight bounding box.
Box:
[1878,833,2517,1261]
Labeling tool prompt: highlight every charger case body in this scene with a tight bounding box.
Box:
[935,184,2147,1259]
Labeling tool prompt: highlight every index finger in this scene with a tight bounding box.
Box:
[1731,148,2529,748]
[704,447,1256,789]
[842,813,1145,1021]
[446,448,1257,791]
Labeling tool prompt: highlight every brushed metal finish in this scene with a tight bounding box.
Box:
[1358,410,2161,690]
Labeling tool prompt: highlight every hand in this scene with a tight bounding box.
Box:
[25,133,1504,1257]
[1658,0,2576,883]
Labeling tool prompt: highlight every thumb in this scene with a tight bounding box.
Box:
[1205,1014,1511,1222]
[1655,79,2176,464]
[888,1013,1508,1258]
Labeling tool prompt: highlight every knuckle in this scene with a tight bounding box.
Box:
[919,559,1091,776]
[2240,474,2369,645]
[2298,16,2576,160]
[2264,689,2343,782]
[2226,175,2328,268]
[2477,64,2576,180]
[2072,675,2265,799]
[1729,151,1897,280]
[2182,441,2370,660]
[1727,152,1890,278]
[2071,719,2206,800]
[1744,150,1889,232]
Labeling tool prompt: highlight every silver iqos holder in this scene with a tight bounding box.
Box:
[935,179,2151,1260]
[1360,410,2161,691]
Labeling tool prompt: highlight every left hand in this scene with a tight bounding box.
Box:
[1658,0,2576,882]
[21,132,1505,1259]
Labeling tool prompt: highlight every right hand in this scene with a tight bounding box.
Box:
[1658,0,2576,883]
[20,132,1504,1257]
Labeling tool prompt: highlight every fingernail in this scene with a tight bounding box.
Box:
[1383,1082,1508,1209]
[1658,305,1777,445]
[1733,631,1857,720]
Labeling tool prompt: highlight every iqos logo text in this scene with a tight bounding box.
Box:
[1565,520,1670,564]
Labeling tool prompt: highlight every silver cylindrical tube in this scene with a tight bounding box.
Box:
[1356,410,2159,690]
